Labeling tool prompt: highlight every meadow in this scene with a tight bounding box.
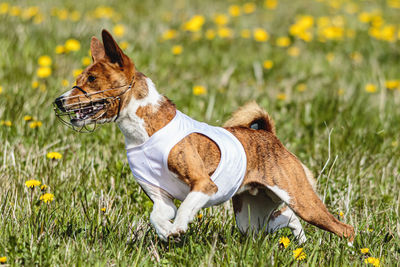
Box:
[0,0,400,265]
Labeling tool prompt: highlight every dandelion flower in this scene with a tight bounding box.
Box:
[65,39,81,52]
[217,27,233,38]
[214,14,229,26]
[253,28,269,42]
[37,67,51,78]
[82,57,91,66]
[38,55,52,67]
[183,15,205,32]
[113,24,125,37]
[276,36,291,47]
[40,193,54,203]
[288,46,300,57]
[32,81,39,89]
[296,83,307,92]
[0,120,12,127]
[338,88,344,96]
[193,85,207,96]
[361,248,370,254]
[365,84,377,93]
[197,213,203,219]
[29,121,42,129]
[263,60,274,70]
[73,69,83,78]
[0,256,6,263]
[385,80,400,90]
[55,45,66,54]
[293,248,306,261]
[0,85,2,94]
[279,236,290,248]
[265,0,278,10]
[24,115,33,121]
[364,257,380,267]
[171,45,183,55]
[41,184,48,191]
[205,29,216,40]
[47,152,62,160]
[25,179,41,188]
[120,41,128,50]
[241,29,251,39]
[277,93,287,101]
[229,5,241,17]
[161,29,178,41]
[339,211,344,217]
[243,2,256,14]
[62,79,69,87]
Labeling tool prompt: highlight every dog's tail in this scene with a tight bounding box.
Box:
[223,101,275,134]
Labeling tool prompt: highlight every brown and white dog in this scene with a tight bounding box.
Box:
[54,30,354,243]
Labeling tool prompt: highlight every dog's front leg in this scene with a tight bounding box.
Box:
[137,180,177,241]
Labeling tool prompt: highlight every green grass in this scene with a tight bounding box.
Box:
[1,0,400,265]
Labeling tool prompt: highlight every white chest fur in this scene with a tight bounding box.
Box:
[117,78,162,149]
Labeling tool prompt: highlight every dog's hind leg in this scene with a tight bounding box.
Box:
[267,206,306,243]
[137,180,177,241]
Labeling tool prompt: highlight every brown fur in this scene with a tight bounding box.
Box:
[223,101,275,134]
[61,30,354,241]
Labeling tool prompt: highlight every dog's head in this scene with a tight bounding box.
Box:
[54,30,148,130]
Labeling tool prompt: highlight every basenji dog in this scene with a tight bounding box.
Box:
[54,30,355,243]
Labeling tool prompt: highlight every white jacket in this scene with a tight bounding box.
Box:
[126,110,247,207]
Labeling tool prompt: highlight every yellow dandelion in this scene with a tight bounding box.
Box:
[288,46,300,57]
[276,36,291,47]
[0,3,9,14]
[368,228,374,232]
[61,79,69,87]
[214,14,229,26]
[47,152,62,160]
[29,121,42,129]
[41,184,48,191]
[70,10,80,21]
[339,211,344,217]
[296,83,307,92]
[279,236,290,248]
[293,248,306,261]
[253,28,269,42]
[0,120,12,127]
[40,193,54,203]
[24,115,33,121]
[101,207,106,212]
[241,29,251,39]
[277,93,287,101]
[38,55,52,67]
[183,15,205,32]
[25,179,41,188]
[32,81,39,89]
[385,80,400,90]
[120,41,128,50]
[39,83,46,92]
[9,6,21,17]
[37,67,51,78]
[65,39,81,52]
[243,2,256,14]
[161,29,178,41]
[361,248,370,254]
[0,256,6,263]
[172,45,183,55]
[338,88,344,96]
[197,213,203,219]
[81,57,91,66]
[193,85,207,96]
[364,257,380,267]
[205,29,216,40]
[263,60,274,70]
[0,85,2,94]
[365,84,377,93]
[217,27,233,38]
[229,5,241,17]
[113,24,125,37]
[73,69,83,78]
[55,45,65,54]
[265,0,278,10]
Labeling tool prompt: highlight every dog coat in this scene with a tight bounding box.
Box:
[126,110,247,207]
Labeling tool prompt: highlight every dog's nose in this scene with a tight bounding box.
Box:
[55,96,66,112]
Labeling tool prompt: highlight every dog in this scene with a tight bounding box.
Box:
[54,29,355,243]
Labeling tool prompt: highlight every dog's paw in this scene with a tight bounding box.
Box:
[169,223,188,237]
[151,220,173,241]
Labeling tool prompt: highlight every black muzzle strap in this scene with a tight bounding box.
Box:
[72,86,88,96]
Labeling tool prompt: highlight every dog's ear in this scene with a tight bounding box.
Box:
[90,36,105,62]
[101,29,130,67]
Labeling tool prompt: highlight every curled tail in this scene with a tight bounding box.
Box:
[223,101,275,134]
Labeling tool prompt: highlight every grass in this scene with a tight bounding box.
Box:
[0,0,400,265]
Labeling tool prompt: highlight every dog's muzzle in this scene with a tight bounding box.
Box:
[53,81,134,133]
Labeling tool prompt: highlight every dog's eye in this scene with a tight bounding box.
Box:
[88,75,96,82]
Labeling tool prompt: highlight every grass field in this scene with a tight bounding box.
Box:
[1,0,400,265]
